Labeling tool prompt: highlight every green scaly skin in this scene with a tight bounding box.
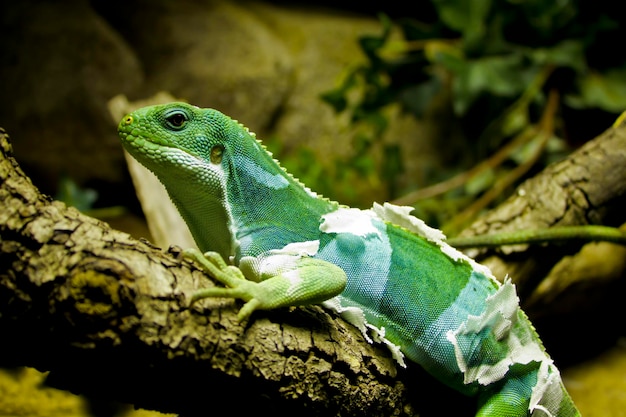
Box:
[118,102,580,416]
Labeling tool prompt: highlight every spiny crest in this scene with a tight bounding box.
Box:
[234,119,342,207]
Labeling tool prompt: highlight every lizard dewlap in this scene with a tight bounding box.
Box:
[118,102,581,416]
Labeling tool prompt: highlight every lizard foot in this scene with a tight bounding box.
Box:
[184,248,262,321]
[183,248,347,322]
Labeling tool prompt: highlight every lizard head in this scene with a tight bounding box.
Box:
[119,101,299,203]
[117,101,332,259]
[118,101,233,172]
[117,101,243,257]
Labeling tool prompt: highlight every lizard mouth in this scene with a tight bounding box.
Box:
[118,115,171,150]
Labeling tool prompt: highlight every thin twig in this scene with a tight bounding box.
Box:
[447,225,626,248]
[392,65,555,206]
[443,88,560,235]
[391,126,537,205]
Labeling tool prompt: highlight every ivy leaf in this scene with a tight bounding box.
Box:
[431,0,492,49]
[449,53,527,115]
[464,167,495,196]
[399,75,443,117]
[358,13,393,65]
[526,40,586,72]
[566,69,626,113]
[55,176,97,212]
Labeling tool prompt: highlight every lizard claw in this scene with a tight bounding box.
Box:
[183,248,262,321]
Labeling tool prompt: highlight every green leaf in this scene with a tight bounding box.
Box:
[526,40,586,72]
[399,75,444,116]
[450,53,525,114]
[55,176,97,212]
[464,168,495,196]
[358,13,393,64]
[432,0,492,48]
[320,88,348,113]
[566,69,626,113]
[320,70,358,113]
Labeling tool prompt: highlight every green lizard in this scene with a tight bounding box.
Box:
[118,102,581,416]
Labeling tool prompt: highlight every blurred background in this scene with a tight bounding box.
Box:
[1,1,625,416]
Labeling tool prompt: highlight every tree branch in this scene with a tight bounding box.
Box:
[2,114,625,415]
[457,117,626,360]
[460,117,626,296]
[0,127,429,417]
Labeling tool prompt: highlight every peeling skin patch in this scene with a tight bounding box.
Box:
[320,207,380,237]
[373,202,496,280]
[322,297,370,341]
[322,296,407,368]
[366,324,406,367]
[270,240,320,256]
[284,269,304,298]
[372,202,445,242]
[529,361,564,417]
[446,280,548,386]
[240,240,320,282]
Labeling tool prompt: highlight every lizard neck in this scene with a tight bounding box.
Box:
[224,143,338,259]
[155,163,237,260]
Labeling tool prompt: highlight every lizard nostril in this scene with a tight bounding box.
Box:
[124,115,133,125]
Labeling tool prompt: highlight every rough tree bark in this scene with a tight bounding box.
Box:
[462,117,626,293]
[461,118,626,316]
[461,118,626,361]
[0,127,430,417]
[1,116,625,416]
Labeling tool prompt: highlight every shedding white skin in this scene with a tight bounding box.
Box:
[372,202,495,280]
[239,240,320,282]
[366,324,406,367]
[320,207,406,367]
[283,269,305,298]
[372,202,446,242]
[446,279,560,416]
[528,361,564,417]
[322,297,370,341]
[271,240,321,256]
[322,297,407,367]
[320,207,381,237]
[374,202,561,413]
[447,280,549,384]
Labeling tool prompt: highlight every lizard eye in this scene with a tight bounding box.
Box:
[164,111,188,130]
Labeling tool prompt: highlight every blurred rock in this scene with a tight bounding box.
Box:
[1,0,444,206]
[0,0,142,193]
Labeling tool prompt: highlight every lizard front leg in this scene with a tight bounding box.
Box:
[184,248,347,321]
